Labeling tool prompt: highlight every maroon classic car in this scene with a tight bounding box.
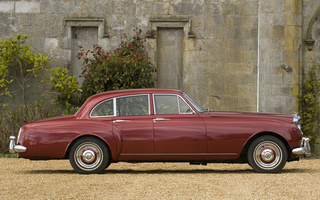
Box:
[9,89,310,174]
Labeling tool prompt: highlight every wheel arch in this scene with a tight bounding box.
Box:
[65,135,113,161]
[240,132,291,161]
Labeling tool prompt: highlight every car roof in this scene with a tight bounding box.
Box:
[91,88,182,97]
[75,88,184,119]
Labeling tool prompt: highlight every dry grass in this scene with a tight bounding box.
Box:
[1,158,319,199]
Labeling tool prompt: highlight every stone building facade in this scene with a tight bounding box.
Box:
[0,0,320,114]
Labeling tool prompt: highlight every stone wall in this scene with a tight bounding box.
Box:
[0,0,316,115]
[302,0,320,66]
[258,0,302,114]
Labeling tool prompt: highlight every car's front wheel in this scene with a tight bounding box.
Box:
[69,137,110,174]
[247,136,287,173]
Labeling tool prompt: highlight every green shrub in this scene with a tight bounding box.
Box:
[78,28,156,102]
[49,66,82,115]
[0,35,81,153]
[0,34,50,121]
[298,62,320,153]
[0,34,50,99]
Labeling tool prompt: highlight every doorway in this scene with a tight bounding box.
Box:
[156,28,184,90]
[71,27,98,86]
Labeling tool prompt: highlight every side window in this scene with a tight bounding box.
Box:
[154,95,179,114]
[91,99,114,117]
[179,97,193,114]
[116,95,149,116]
[154,94,194,115]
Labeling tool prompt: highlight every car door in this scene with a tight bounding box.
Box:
[91,94,154,161]
[153,94,207,161]
[112,94,154,161]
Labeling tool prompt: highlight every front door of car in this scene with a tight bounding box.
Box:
[153,94,207,161]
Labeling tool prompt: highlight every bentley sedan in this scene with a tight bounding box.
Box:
[9,89,310,174]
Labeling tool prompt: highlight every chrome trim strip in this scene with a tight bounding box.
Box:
[113,120,130,123]
[153,118,170,122]
[120,153,238,156]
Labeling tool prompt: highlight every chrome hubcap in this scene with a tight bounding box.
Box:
[81,149,97,164]
[253,141,282,170]
[260,148,275,163]
[74,142,103,171]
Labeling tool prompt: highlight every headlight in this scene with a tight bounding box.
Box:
[293,114,302,132]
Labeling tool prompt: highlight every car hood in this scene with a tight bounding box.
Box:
[208,111,293,123]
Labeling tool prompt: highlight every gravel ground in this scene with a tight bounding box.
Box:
[1,158,319,199]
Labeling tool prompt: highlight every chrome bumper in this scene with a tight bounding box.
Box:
[9,136,27,154]
[292,137,311,155]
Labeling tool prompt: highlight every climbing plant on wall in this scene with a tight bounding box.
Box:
[298,62,320,153]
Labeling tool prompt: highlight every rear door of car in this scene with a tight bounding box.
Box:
[152,93,207,161]
[91,94,154,161]
[112,94,154,161]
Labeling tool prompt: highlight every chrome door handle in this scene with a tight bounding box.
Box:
[153,118,170,122]
[113,120,129,123]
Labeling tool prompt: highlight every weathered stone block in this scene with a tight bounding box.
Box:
[240,74,256,86]
[260,13,274,26]
[284,12,299,26]
[272,25,285,38]
[260,25,273,38]
[0,2,14,13]
[290,84,299,96]
[16,1,40,13]
[234,2,258,15]
[260,84,272,96]
[271,85,290,95]
[273,13,285,25]
[221,3,234,15]
[274,0,285,13]
[272,49,284,62]
[285,0,301,13]
[261,0,274,13]
[206,2,221,15]
[284,38,295,50]
[262,73,284,85]
[283,50,299,61]
[241,50,257,63]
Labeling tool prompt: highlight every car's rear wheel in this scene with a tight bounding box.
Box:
[69,137,110,174]
[247,136,287,173]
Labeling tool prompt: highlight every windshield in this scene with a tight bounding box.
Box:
[183,93,205,113]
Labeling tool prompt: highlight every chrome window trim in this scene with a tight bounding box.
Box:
[113,98,117,116]
[90,94,151,118]
[115,94,151,116]
[90,98,115,118]
[177,95,181,113]
[183,93,205,113]
[153,93,195,115]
